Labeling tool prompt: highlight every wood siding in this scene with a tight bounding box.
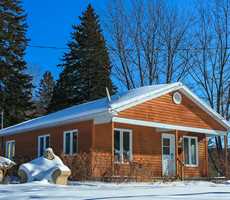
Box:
[118,92,226,131]
[92,123,113,177]
[178,131,208,178]
[1,120,94,159]
[91,123,208,179]
[114,123,162,177]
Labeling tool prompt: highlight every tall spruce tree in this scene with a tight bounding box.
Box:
[49,5,116,112]
[35,71,55,116]
[0,0,33,127]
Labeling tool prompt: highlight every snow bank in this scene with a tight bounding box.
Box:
[19,154,70,182]
[0,181,230,200]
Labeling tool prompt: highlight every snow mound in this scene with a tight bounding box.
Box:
[0,157,15,168]
[19,154,70,182]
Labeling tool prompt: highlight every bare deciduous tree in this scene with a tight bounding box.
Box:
[159,5,193,83]
[106,0,193,89]
[189,0,230,175]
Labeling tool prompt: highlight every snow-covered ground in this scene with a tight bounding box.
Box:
[0,181,230,200]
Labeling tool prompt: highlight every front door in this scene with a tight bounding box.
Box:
[162,133,176,177]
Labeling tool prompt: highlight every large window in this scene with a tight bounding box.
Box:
[5,140,15,160]
[183,136,198,166]
[64,130,78,155]
[114,129,132,163]
[38,135,50,157]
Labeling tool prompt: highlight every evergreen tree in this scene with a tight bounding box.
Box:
[0,0,33,127]
[49,4,116,112]
[35,71,55,116]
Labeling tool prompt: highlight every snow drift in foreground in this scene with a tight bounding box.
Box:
[19,154,70,182]
[0,181,230,200]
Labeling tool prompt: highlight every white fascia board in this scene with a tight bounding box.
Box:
[180,86,230,130]
[112,117,227,136]
[111,82,183,112]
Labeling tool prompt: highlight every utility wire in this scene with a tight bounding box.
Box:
[28,44,230,51]
[28,45,68,50]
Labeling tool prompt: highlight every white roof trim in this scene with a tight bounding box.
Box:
[179,86,230,130]
[112,117,227,136]
[111,82,182,112]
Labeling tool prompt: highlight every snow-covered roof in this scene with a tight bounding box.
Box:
[0,82,229,136]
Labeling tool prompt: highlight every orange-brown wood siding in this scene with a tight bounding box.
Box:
[115,123,162,177]
[92,123,113,177]
[118,92,226,131]
[93,123,113,152]
[177,131,208,178]
[91,122,208,179]
[1,120,94,159]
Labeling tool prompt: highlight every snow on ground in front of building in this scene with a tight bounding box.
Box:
[0,181,230,200]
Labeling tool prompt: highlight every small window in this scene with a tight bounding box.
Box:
[5,140,15,160]
[38,135,50,157]
[114,129,132,163]
[183,136,198,166]
[64,130,78,155]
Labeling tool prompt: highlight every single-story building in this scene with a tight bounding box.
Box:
[0,82,229,180]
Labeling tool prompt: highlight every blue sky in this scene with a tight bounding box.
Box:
[24,0,108,86]
[23,0,193,88]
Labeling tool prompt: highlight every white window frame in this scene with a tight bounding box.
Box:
[114,128,133,163]
[63,129,78,155]
[5,140,15,160]
[183,136,199,167]
[38,134,50,157]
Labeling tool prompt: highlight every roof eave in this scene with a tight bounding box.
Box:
[0,108,110,136]
[180,86,230,131]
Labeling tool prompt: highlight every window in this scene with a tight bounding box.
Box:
[114,129,132,163]
[5,140,15,160]
[38,135,50,157]
[64,130,78,155]
[183,136,198,166]
[162,138,170,155]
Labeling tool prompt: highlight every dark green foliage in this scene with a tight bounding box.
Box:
[35,71,55,116]
[0,0,33,127]
[49,5,116,112]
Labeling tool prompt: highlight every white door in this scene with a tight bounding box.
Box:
[162,134,176,177]
[38,135,50,157]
